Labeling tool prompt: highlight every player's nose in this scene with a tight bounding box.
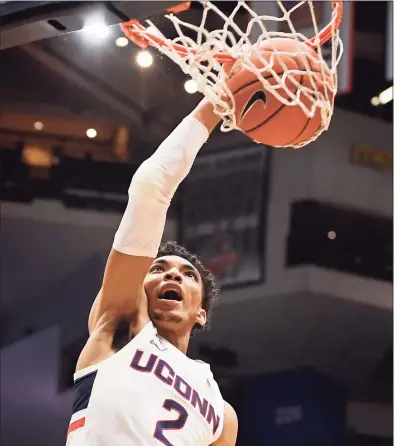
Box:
[164,268,182,283]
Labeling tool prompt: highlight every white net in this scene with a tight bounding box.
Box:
[128,1,343,147]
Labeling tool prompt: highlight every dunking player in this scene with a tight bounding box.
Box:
[66,99,238,446]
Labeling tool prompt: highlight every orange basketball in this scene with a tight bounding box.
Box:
[225,38,334,147]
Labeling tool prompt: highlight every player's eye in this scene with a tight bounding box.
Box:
[150,265,164,273]
[184,271,198,281]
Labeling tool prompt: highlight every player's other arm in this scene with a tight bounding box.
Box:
[88,100,221,334]
[212,402,238,446]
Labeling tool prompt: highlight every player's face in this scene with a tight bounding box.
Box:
[143,255,206,331]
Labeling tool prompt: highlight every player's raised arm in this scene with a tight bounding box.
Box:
[88,100,221,334]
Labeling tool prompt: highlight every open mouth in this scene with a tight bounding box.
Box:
[158,290,182,302]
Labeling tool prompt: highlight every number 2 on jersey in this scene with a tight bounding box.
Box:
[154,399,188,446]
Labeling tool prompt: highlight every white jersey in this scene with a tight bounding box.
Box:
[66,322,224,446]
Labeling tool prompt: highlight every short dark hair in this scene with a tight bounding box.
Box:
[157,240,220,333]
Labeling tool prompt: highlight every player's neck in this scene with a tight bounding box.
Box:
[158,327,190,355]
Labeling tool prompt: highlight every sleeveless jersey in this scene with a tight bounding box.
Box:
[66,322,224,446]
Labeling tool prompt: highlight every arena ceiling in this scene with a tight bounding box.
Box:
[0,1,392,162]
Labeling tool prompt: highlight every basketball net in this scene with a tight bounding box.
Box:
[122,1,344,148]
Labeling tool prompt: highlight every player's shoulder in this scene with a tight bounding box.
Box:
[194,359,210,367]
[211,401,238,446]
[223,401,237,421]
[223,401,238,441]
[193,359,216,378]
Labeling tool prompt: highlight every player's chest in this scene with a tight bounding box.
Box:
[94,347,222,444]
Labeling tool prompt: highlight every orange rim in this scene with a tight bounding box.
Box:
[121,1,343,63]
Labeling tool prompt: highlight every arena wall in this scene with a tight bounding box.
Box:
[222,109,392,308]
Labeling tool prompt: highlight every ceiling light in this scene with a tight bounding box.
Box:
[327,231,336,240]
[33,121,44,131]
[116,37,128,47]
[83,23,110,39]
[184,79,198,94]
[370,96,380,106]
[136,50,153,68]
[378,86,393,105]
[86,128,97,139]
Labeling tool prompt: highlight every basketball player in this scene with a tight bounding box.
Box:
[67,99,238,446]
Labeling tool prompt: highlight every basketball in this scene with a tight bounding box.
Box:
[225,38,335,148]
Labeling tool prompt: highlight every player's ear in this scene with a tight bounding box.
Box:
[195,308,207,327]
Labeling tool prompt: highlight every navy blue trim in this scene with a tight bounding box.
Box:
[72,370,97,414]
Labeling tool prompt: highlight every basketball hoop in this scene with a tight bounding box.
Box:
[121,1,344,147]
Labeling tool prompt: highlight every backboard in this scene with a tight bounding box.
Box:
[0,1,187,50]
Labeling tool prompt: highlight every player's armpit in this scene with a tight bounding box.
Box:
[88,249,152,334]
[211,401,238,446]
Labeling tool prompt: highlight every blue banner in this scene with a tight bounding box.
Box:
[239,368,346,446]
